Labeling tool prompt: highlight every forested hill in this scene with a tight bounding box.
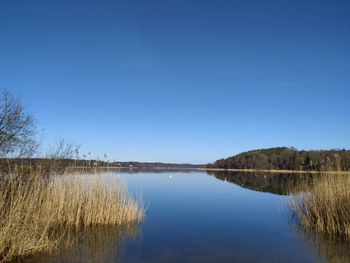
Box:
[207,147,350,171]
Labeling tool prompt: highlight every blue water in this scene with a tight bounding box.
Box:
[119,171,316,262]
[31,170,350,263]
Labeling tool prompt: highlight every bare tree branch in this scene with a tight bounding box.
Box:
[0,90,38,157]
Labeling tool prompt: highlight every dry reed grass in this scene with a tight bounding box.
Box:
[0,170,144,262]
[289,173,350,239]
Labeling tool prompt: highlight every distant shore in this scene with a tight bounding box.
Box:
[202,168,350,174]
[92,166,350,174]
[76,166,350,174]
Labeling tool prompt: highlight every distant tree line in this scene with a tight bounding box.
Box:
[0,89,205,174]
[0,158,204,175]
[207,147,350,171]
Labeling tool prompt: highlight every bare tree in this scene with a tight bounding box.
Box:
[0,90,38,157]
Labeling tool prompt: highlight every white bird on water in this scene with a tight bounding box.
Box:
[169,175,172,179]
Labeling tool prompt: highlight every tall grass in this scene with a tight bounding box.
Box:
[0,169,144,262]
[289,173,350,239]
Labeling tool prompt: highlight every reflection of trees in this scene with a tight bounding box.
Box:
[209,170,350,261]
[22,224,141,263]
[207,171,316,195]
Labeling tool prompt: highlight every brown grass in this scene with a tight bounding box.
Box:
[289,173,350,239]
[0,170,144,262]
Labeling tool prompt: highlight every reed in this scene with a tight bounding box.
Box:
[0,169,144,262]
[289,173,350,239]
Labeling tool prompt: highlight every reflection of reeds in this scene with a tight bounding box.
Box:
[21,224,142,263]
[0,171,144,262]
[296,229,350,263]
[289,173,350,239]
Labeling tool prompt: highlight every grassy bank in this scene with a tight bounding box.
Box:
[289,173,350,239]
[0,168,144,262]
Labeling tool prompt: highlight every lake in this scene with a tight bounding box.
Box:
[29,170,350,263]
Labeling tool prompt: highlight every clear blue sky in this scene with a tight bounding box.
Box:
[1,0,349,164]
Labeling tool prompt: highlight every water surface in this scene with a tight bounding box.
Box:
[30,170,350,263]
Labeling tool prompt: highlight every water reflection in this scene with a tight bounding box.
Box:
[208,170,350,262]
[13,171,350,263]
[207,170,316,195]
[20,224,141,263]
[287,173,350,263]
[295,228,350,263]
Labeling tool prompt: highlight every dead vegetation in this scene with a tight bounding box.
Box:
[0,168,144,262]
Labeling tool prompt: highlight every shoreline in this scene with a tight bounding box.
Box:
[93,166,350,174]
[4,163,350,174]
[201,168,350,174]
